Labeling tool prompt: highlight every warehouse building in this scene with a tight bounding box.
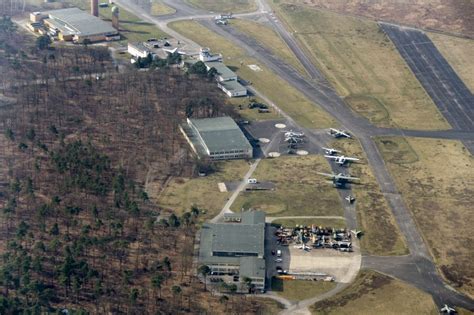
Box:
[204,61,247,97]
[198,211,266,292]
[29,8,119,43]
[180,116,253,160]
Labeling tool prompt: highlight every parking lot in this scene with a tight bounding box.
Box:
[265,222,361,288]
[241,119,320,158]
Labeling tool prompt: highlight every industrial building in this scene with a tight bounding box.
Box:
[204,61,247,97]
[180,116,253,160]
[29,8,119,43]
[198,211,266,292]
[128,42,152,59]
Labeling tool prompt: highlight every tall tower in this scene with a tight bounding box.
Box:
[91,0,98,17]
[111,6,119,30]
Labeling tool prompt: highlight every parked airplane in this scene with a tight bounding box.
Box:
[285,136,304,143]
[328,128,351,138]
[284,130,305,138]
[325,155,360,165]
[317,172,360,188]
[163,47,187,55]
[322,147,340,155]
[440,305,456,314]
[345,195,355,203]
[350,230,363,238]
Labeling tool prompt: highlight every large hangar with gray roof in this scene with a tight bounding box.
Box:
[181,116,253,160]
[198,211,266,292]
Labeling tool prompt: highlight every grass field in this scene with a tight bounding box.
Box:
[429,33,474,92]
[273,3,450,130]
[248,298,285,314]
[185,0,257,13]
[230,19,307,76]
[375,137,474,296]
[272,278,336,301]
[156,160,250,221]
[169,20,337,129]
[330,139,408,256]
[231,155,344,217]
[150,0,176,16]
[272,218,346,229]
[311,271,438,314]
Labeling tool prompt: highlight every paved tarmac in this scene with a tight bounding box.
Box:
[115,0,474,310]
[380,23,474,132]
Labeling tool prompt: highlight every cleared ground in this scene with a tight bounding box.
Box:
[228,97,282,121]
[231,19,307,76]
[185,0,257,13]
[279,0,474,37]
[311,270,438,314]
[231,155,344,217]
[272,279,336,301]
[170,20,337,129]
[150,0,176,16]
[273,3,449,130]
[248,298,285,314]
[375,137,474,296]
[429,33,474,92]
[330,139,408,256]
[272,218,346,229]
[156,160,250,221]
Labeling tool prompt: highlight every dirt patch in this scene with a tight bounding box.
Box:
[292,0,474,37]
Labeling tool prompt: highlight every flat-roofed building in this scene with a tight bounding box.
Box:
[198,211,266,292]
[29,8,119,43]
[217,80,247,97]
[205,61,237,82]
[180,116,252,160]
[128,42,151,58]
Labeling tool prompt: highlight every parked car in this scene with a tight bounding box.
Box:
[275,258,283,263]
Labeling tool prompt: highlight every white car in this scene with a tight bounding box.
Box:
[275,258,283,263]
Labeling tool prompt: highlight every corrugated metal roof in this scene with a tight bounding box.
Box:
[205,61,237,80]
[45,8,117,36]
[189,117,252,153]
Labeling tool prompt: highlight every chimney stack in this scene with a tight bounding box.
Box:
[91,0,98,17]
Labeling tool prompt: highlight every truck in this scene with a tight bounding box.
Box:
[277,249,282,257]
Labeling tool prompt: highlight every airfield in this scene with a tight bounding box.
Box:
[109,0,474,313]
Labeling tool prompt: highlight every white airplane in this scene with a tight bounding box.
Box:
[285,136,304,143]
[328,128,351,138]
[440,304,456,314]
[324,155,360,165]
[163,47,187,55]
[351,230,363,238]
[322,147,340,155]
[345,195,355,203]
[284,130,304,138]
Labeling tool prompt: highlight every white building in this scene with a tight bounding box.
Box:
[127,42,151,59]
[217,80,247,97]
[199,47,222,62]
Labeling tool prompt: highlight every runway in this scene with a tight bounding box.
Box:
[380,23,474,131]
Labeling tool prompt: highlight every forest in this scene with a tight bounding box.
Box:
[0,16,272,314]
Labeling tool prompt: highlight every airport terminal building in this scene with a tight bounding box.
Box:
[198,211,266,292]
[180,116,253,160]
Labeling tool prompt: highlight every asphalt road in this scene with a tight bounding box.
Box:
[380,23,474,132]
[109,0,474,310]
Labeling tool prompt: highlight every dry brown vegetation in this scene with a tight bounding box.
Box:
[376,137,474,297]
[284,0,474,37]
[0,21,270,314]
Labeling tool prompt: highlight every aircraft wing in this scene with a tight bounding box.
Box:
[340,131,351,138]
[338,175,359,181]
[317,172,335,178]
[324,155,338,160]
[344,157,360,161]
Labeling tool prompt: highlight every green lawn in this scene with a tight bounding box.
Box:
[272,2,449,130]
[157,160,250,221]
[311,271,438,315]
[170,20,337,129]
[185,0,257,13]
[230,19,307,76]
[231,155,344,217]
[272,278,336,301]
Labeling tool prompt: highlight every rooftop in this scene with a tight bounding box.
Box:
[219,80,247,93]
[188,117,252,153]
[205,61,237,80]
[44,8,117,36]
[211,223,265,256]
